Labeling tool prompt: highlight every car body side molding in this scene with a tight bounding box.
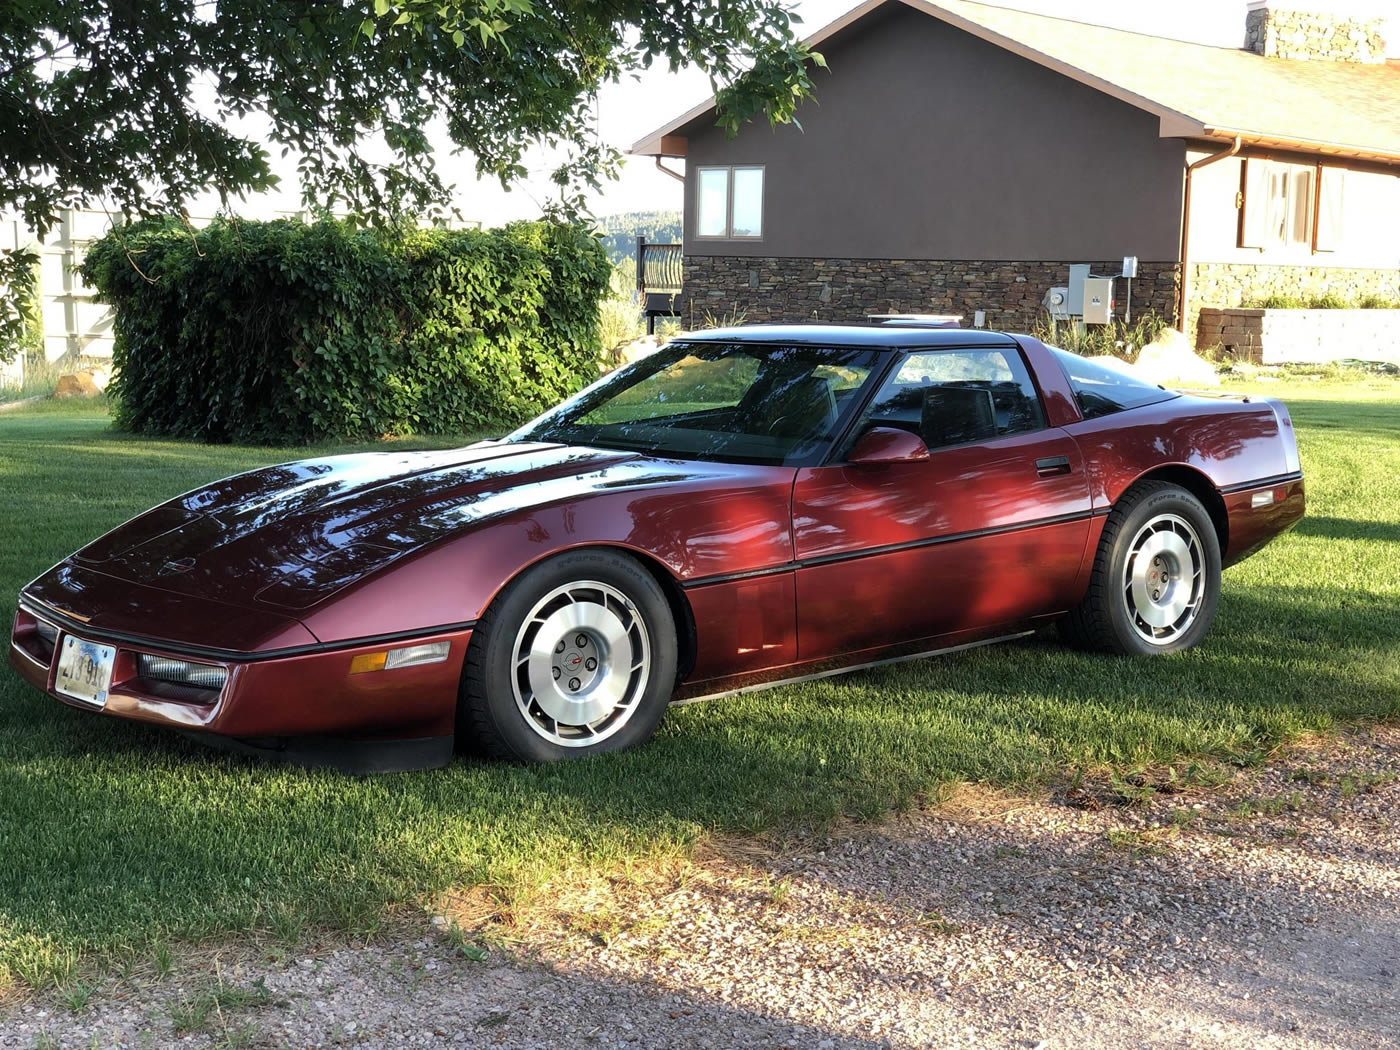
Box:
[673,630,1036,706]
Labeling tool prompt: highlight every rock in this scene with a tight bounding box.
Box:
[52,368,110,398]
[1133,330,1220,388]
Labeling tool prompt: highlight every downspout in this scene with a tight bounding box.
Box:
[1177,136,1241,334]
[654,157,685,183]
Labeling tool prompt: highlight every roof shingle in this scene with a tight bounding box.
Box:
[924,0,1400,161]
[631,0,1400,163]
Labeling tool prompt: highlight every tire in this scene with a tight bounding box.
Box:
[457,549,678,762]
[1060,481,1222,656]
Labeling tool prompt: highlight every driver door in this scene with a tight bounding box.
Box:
[792,345,1092,661]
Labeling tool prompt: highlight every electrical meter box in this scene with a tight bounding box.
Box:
[1083,277,1115,324]
[1042,286,1071,321]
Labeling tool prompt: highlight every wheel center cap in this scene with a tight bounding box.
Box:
[563,650,585,671]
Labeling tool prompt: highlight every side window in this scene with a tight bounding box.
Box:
[859,348,1045,452]
[1049,348,1175,420]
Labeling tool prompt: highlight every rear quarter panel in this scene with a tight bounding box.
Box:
[1063,395,1295,507]
[1063,393,1304,565]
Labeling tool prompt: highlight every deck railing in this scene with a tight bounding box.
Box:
[635,236,683,293]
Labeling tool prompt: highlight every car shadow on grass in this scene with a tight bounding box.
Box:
[1290,515,1400,545]
[0,582,1395,984]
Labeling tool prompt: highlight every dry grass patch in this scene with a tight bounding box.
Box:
[428,830,923,965]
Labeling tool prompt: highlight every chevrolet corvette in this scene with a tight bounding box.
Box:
[9,325,1305,769]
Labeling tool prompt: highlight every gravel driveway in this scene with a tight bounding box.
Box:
[4,726,1397,1049]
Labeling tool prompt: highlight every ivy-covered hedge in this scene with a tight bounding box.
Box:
[83,218,610,442]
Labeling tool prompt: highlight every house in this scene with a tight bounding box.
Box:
[629,0,1400,338]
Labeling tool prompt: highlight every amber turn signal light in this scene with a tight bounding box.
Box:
[349,642,451,674]
[349,651,389,674]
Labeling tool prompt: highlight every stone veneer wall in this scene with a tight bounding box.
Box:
[681,257,1180,333]
[1187,262,1400,336]
[1196,307,1400,365]
[1244,5,1386,63]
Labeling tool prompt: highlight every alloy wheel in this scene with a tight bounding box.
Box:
[510,580,651,746]
[1120,513,1206,646]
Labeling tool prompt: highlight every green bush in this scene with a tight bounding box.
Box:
[1309,292,1351,310]
[1030,311,1169,360]
[597,261,644,361]
[0,248,42,367]
[83,217,610,442]
[1245,293,1307,310]
[1357,292,1400,310]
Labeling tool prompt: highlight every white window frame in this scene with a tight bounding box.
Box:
[1239,158,1320,253]
[694,165,764,240]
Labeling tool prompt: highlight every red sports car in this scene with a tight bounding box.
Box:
[9,325,1304,770]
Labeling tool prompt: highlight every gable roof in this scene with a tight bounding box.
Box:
[630,0,1400,165]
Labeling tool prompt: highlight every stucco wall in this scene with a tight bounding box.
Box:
[679,4,1185,262]
[1185,148,1400,270]
[1197,307,1400,365]
[681,255,1180,332]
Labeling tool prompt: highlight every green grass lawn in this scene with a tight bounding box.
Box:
[1,378,1398,991]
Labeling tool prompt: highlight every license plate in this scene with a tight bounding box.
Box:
[54,635,117,708]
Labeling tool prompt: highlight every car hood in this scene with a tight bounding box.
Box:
[70,441,652,611]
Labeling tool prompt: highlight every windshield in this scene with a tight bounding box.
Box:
[509,341,883,465]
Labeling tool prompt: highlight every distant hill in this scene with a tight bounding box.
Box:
[594,211,682,267]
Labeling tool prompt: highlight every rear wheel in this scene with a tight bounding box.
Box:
[458,549,677,762]
[1061,482,1222,656]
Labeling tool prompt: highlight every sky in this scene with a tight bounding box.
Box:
[192,0,1399,225]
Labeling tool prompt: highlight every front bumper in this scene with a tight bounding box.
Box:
[9,579,473,771]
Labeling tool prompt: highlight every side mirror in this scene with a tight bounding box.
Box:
[847,426,930,465]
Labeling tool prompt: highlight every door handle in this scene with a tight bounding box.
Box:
[1036,455,1072,477]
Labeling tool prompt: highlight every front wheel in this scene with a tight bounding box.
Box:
[1060,482,1222,656]
[458,549,678,762]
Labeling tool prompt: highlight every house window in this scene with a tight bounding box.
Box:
[695,166,764,239]
[1239,158,1335,251]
